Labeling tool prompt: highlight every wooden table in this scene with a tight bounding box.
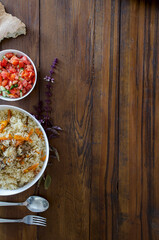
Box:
[0,0,159,239]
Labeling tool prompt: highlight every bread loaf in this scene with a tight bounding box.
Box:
[0,2,26,42]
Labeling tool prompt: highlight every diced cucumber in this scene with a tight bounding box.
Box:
[0,86,6,91]
[2,91,7,97]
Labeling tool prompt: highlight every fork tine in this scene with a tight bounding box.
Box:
[33,219,46,223]
[33,217,46,222]
[32,222,46,227]
[33,218,46,222]
[33,220,46,224]
[32,216,46,220]
[33,221,46,225]
[33,217,46,221]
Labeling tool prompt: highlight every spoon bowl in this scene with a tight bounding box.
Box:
[24,196,49,212]
[0,196,49,213]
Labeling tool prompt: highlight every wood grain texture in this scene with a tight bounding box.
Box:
[119,0,159,239]
[90,0,120,240]
[39,0,95,239]
[0,0,159,239]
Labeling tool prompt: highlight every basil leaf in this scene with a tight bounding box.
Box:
[44,175,51,190]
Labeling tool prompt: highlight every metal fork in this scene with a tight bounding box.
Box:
[0,215,46,226]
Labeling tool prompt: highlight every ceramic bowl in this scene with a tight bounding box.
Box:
[0,105,49,196]
[0,49,37,101]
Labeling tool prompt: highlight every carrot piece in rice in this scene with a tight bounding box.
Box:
[23,163,39,173]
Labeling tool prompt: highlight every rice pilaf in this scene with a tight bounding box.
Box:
[0,109,46,189]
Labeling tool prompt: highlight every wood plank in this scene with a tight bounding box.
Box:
[119,0,159,239]
[39,0,95,239]
[0,1,39,240]
[152,17,159,240]
[119,1,139,238]
[90,0,120,239]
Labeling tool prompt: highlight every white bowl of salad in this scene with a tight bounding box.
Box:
[0,49,37,101]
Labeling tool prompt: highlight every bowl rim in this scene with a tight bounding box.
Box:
[0,105,49,196]
[0,49,37,101]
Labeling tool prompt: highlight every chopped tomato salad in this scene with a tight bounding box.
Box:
[0,53,35,98]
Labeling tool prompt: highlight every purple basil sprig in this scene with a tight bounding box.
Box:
[33,58,62,139]
[34,58,61,192]
[44,76,54,83]
[50,58,58,75]
[43,58,58,82]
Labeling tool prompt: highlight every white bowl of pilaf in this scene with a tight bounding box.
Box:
[0,105,49,196]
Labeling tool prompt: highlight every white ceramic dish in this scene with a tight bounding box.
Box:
[0,105,49,196]
[0,49,37,101]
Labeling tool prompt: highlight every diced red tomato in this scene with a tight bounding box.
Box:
[22,88,27,94]
[27,84,32,89]
[10,89,16,94]
[18,84,23,90]
[16,89,20,95]
[22,56,30,65]
[28,72,34,79]
[26,65,34,71]
[2,80,8,87]
[12,59,19,66]
[22,80,28,87]
[21,70,29,79]
[10,56,19,66]
[5,53,13,59]
[1,71,9,80]
[10,73,16,81]
[8,67,16,73]
[19,61,24,68]
[0,75,2,85]
[1,58,7,67]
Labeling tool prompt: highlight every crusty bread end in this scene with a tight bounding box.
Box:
[0,2,26,42]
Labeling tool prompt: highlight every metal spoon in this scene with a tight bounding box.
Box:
[0,196,49,212]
